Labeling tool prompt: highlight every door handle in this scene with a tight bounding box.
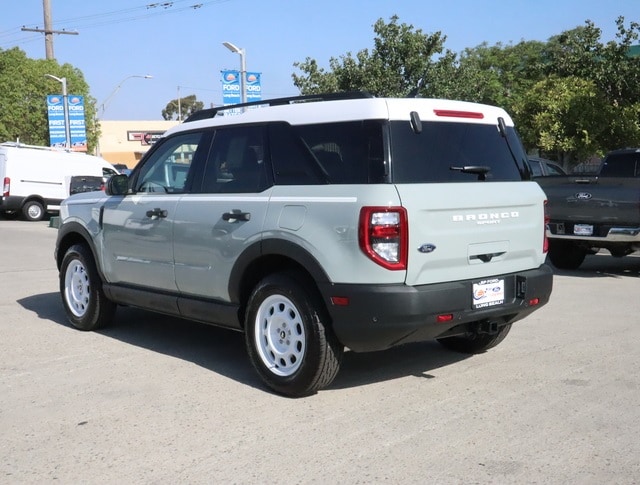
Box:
[222,210,251,222]
[146,208,168,219]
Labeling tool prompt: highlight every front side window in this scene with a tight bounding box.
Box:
[390,121,528,183]
[134,131,205,193]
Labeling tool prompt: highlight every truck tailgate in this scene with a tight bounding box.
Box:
[540,176,640,225]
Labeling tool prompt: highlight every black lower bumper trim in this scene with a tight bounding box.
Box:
[321,265,553,352]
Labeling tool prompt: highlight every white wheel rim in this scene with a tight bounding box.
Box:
[254,294,306,377]
[64,259,90,318]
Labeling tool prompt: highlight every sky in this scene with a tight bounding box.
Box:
[1,0,638,121]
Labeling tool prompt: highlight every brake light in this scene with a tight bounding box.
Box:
[434,109,484,119]
[359,206,408,270]
[543,199,549,253]
[2,177,9,197]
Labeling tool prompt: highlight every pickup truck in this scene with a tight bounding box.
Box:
[536,148,640,269]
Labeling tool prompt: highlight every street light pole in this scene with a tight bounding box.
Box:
[44,74,70,149]
[98,74,153,118]
[222,41,247,107]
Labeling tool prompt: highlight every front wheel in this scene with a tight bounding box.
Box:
[60,244,116,331]
[244,272,343,397]
[437,323,512,354]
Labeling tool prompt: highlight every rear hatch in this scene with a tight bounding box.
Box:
[398,182,545,286]
[387,105,545,286]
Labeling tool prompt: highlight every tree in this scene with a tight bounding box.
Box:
[292,16,452,97]
[0,47,98,151]
[162,94,204,120]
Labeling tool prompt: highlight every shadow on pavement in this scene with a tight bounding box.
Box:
[549,253,640,279]
[18,292,475,395]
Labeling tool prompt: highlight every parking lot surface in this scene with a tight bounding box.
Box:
[1,218,639,484]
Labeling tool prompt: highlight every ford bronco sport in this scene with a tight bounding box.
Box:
[55,92,553,397]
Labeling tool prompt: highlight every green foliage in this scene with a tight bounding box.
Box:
[161,94,204,120]
[0,47,98,151]
[293,15,450,97]
[292,15,640,167]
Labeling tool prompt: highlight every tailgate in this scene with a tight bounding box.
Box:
[542,177,640,225]
[398,181,546,286]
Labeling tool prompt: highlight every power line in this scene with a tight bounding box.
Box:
[1,0,234,49]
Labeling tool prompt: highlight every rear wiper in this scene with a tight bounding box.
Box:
[450,165,491,181]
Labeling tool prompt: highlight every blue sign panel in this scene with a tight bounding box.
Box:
[221,70,262,106]
[46,95,67,148]
[68,95,87,151]
[221,70,241,106]
[246,72,262,102]
[46,94,87,151]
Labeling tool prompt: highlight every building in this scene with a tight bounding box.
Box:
[98,120,179,168]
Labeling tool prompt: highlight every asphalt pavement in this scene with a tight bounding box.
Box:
[1,217,639,484]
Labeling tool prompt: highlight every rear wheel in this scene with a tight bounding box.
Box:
[245,272,343,397]
[547,240,587,270]
[437,323,512,354]
[60,243,116,331]
[22,200,45,221]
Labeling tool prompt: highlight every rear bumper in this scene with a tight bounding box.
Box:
[548,221,640,242]
[0,195,24,212]
[321,264,553,352]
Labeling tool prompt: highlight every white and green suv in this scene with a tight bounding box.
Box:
[55,92,553,397]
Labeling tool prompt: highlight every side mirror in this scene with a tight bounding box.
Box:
[106,174,129,196]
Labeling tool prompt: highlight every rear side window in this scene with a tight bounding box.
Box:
[390,121,528,183]
[270,121,385,185]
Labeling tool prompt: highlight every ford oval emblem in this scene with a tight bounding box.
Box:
[575,192,592,200]
[418,243,436,253]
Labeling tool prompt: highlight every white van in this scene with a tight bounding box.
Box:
[0,142,118,221]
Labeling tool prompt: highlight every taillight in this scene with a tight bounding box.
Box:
[359,206,408,270]
[543,199,549,253]
[2,177,9,197]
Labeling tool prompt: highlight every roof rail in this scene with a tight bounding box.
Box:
[184,91,374,123]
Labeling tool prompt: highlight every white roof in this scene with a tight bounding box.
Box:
[164,97,513,138]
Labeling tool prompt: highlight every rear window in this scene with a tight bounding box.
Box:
[390,121,528,183]
[599,152,640,177]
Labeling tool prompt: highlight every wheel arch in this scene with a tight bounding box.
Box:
[229,238,332,330]
[55,222,104,279]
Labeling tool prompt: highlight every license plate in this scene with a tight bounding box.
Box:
[574,224,593,236]
[472,278,505,309]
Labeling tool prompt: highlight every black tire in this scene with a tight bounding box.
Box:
[244,272,343,397]
[547,240,587,270]
[21,200,45,221]
[437,323,512,354]
[59,243,116,331]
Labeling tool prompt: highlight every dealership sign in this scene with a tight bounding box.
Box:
[46,95,88,151]
[221,70,262,107]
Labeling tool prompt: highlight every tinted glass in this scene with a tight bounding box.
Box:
[199,125,270,193]
[528,159,542,176]
[290,120,386,184]
[600,153,640,177]
[390,121,528,183]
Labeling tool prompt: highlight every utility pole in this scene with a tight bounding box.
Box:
[21,0,78,60]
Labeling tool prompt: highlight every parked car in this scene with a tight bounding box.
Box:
[55,92,553,397]
[536,148,640,269]
[528,157,566,177]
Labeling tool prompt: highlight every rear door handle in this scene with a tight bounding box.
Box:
[146,208,168,219]
[222,210,251,222]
